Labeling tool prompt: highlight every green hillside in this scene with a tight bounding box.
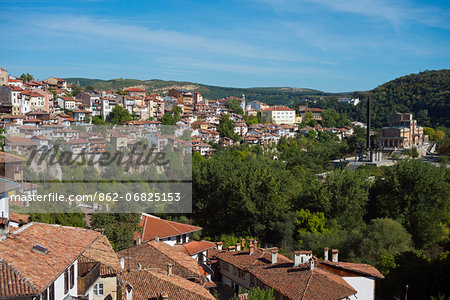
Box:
[352,69,450,127]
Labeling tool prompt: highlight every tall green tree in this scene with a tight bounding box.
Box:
[368,160,450,248]
[90,213,141,251]
[218,114,236,139]
[108,105,132,124]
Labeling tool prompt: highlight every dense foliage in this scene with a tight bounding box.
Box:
[191,137,450,299]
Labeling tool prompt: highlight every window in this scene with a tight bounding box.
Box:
[64,269,69,294]
[49,282,55,300]
[176,235,181,244]
[94,283,104,296]
[41,287,48,300]
[70,265,75,289]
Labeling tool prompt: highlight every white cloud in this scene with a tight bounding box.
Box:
[25,14,328,64]
[254,0,450,29]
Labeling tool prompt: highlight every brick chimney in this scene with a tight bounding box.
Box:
[216,242,223,250]
[241,238,245,250]
[331,249,339,262]
[249,244,255,255]
[236,242,241,251]
[309,258,315,271]
[253,241,258,249]
[167,263,173,276]
[249,239,254,246]
[324,247,329,261]
[227,245,236,252]
[271,249,278,264]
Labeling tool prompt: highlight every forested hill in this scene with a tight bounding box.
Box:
[352,69,450,128]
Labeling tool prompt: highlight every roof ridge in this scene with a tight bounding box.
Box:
[300,270,314,300]
[163,219,182,235]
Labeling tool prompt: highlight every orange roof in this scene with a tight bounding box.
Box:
[139,214,202,241]
[320,260,384,279]
[0,223,101,297]
[120,269,215,300]
[124,88,145,92]
[249,262,357,300]
[117,240,202,278]
[174,240,216,256]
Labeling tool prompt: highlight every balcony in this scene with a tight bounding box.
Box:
[77,261,100,295]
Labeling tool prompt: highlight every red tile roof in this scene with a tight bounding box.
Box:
[120,269,215,300]
[319,260,384,279]
[81,235,121,276]
[117,240,202,278]
[124,88,145,92]
[214,248,292,271]
[262,106,294,112]
[138,214,202,241]
[174,240,216,256]
[249,262,357,300]
[0,223,101,297]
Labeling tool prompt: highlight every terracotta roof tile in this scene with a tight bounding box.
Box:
[320,260,384,279]
[139,214,202,241]
[174,240,216,256]
[120,269,214,300]
[81,235,121,276]
[0,223,101,296]
[249,262,357,300]
[117,240,201,278]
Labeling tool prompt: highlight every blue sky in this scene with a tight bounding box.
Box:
[0,0,449,92]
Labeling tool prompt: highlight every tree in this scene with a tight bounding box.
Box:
[231,287,275,300]
[172,106,182,122]
[218,114,236,139]
[161,113,176,125]
[368,160,450,249]
[321,109,339,128]
[193,151,301,246]
[90,213,141,251]
[108,105,132,124]
[92,115,106,125]
[313,168,370,230]
[29,212,87,228]
[71,84,83,97]
[302,111,315,126]
[226,99,244,115]
[347,218,411,274]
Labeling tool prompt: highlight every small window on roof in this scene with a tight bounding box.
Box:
[32,244,48,254]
